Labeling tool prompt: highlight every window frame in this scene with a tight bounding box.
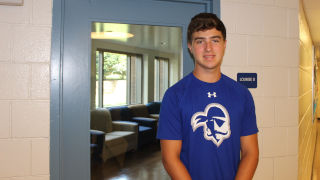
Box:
[154,56,170,101]
[95,48,143,107]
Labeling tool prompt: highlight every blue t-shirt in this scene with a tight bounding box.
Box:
[157,73,258,180]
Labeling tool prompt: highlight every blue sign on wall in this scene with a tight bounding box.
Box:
[237,73,257,88]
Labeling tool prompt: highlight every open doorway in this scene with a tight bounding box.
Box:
[90,22,181,179]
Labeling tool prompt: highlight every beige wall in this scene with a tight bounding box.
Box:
[0,0,51,179]
[221,0,299,179]
[0,0,302,179]
[298,1,318,179]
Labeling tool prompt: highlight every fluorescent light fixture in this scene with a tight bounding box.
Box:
[0,0,23,6]
[91,31,134,39]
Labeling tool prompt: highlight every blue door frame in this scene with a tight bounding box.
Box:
[50,0,220,179]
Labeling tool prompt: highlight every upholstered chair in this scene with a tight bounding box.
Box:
[90,108,138,161]
[109,106,157,148]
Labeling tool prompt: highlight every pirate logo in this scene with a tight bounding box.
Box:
[191,103,231,147]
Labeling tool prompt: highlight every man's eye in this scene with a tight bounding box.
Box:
[196,40,203,44]
[212,39,220,43]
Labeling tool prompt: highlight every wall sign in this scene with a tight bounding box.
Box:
[237,73,257,88]
[0,0,23,6]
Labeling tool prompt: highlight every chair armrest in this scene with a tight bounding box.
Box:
[90,130,105,156]
[90,129,105,142]
[131,117,157,129]
[112,121,138,133]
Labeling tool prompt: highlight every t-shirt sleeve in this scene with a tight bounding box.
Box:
[156,88,182,140]
[241,89,259,136]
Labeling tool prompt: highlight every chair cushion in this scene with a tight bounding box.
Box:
[105,131,136,147]
[91,108,112,133]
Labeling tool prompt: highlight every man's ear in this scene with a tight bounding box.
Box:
[187,43,192,53]
[187,42,194,60]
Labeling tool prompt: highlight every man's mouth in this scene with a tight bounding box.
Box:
[204,55,215,59]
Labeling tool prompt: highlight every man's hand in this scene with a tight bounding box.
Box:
[235,134,259,180]
[160,140,192,180]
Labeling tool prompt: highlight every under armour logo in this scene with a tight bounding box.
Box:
[207,92,217,98]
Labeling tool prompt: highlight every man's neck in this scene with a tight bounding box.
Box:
[193,67,221,83]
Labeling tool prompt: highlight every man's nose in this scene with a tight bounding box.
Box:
[205,41,213,51]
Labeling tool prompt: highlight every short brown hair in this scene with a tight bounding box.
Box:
[187,13,226,43]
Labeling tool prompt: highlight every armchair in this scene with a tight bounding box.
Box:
[128,104,159,120]
[109,106,157,148]
[90,108,138,161]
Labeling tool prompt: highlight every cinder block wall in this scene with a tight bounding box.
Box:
[0,0,51,179]
[0,0,302,179]
[221,0,299,179]
[298,1,318,179]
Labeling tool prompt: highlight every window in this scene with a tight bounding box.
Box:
[95,50,142,107]
[154,57,169,101]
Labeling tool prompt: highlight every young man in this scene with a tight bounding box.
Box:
[157,13,259,180]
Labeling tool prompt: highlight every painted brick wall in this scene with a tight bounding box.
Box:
[0,0,302,179]
[298,1,318,179]
[0,0,52,179]
[220,0,299,179]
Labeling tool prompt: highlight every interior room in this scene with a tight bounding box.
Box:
[89,22,181,179]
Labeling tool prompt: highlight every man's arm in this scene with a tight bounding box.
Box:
[235,134,259,180]
[160,140,192,180]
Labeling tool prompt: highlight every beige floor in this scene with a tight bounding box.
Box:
[313,120,320,180]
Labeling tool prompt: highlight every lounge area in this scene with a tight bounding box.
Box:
[89,23,179,179]
[90,102,161,162]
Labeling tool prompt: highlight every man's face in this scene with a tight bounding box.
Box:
[188,28,226,72]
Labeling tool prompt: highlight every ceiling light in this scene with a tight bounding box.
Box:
[91,31,134,39]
